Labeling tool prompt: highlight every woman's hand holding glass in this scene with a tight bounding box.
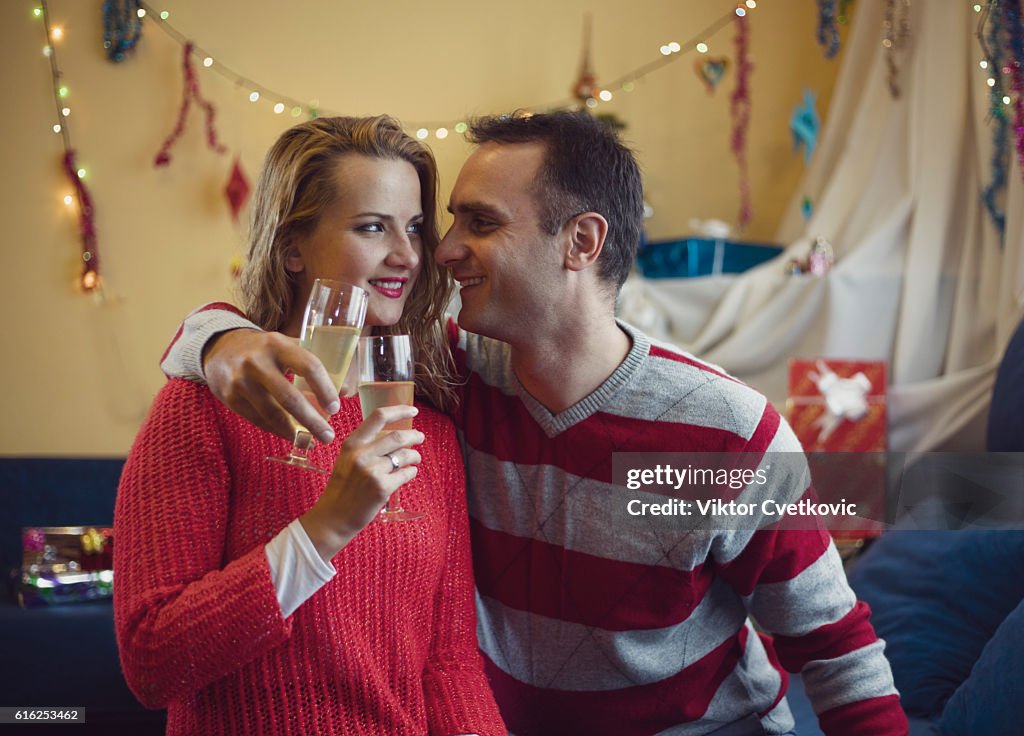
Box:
[299,405,424,562]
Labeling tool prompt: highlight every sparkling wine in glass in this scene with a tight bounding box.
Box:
[358,334,424,521]
[267,279,367,473]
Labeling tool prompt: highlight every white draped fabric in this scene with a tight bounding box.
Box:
[619,0,1024,452]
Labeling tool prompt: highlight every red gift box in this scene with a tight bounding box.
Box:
[786,359,887,452]
[787,360,888,549]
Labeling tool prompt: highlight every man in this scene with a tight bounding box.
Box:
[162,111,907,735]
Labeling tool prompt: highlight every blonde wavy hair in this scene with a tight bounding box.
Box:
[240,115,457,412]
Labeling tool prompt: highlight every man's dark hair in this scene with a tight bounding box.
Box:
[468,111,644,293]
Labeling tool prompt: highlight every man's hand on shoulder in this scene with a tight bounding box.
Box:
[202,328,339,444]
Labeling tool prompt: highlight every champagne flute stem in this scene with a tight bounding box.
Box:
[289,428,315,462]
[385,489,403,514]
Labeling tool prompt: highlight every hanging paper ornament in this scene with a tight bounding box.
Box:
[790,89,820,164]
[694,57,729,95]
[102,0,142,62]
[224,157,251,222]
[154,42,227,167]
[730,13,754,230]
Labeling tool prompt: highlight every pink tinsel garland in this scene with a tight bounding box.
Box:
[63,149,100,291]
[154,41,226,167]
[730,13,753,230]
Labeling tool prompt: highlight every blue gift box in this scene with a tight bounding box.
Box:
[637,237,784,279]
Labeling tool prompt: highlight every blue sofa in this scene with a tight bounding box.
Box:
[0,458,165,734]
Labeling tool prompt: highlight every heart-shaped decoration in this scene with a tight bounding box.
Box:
[695,57,729,94]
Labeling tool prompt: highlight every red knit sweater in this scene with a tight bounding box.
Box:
[114,378,505,735]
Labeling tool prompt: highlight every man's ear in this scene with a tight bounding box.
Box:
[564,212,609,273]
[284,242,305,274]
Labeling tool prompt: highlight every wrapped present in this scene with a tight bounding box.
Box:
[787,359,887,452]
[636,237,784,279]
[18,526,113,607]
[787,360,888,551]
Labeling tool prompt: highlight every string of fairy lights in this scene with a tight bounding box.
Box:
[36,0,102,293]
[132,0,761,140]
[34,0,763,292]
[34,0,1022,294]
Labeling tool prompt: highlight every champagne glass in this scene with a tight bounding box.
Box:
[358,334,424,522]
[267,279,367,473]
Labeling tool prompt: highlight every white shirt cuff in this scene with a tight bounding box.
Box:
[265,518,336,618]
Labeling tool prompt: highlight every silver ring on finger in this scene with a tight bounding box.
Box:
[386,451,401,472]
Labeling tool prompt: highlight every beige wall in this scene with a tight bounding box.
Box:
[0,0,844,456]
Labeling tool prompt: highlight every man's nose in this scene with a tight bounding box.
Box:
[435,226,465,267]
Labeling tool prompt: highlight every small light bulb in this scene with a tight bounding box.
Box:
[622,81,635,92]
[58,86,68,97]
[203,57,214,67]
[973,4,982,11]
[137,8,146,17]
[249,91,260,102]
[585,97,598,108]
[42,45,52,57]
[436,128,449,139]
[160,10,169,20]
[1004,96,1012,105]
[51,27,63,40]
[696,42,709,54]
[735,7,747,17]
[980,60,989,69]
[63,195,73,205]
[291,106,302,117]
[599,89,613,102]
[33,7,42,17]
[668,42,681,53]
[61,107,71,117]
[746,0,756,8]
[273,102,285,114]
[454,122,468,134]
[660,45,671,56]
[77,168,86,179]
[988,78,996,87]
[52,124,62,133]
[416,128,429,140]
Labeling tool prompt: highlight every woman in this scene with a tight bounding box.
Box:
[114,116,505,735]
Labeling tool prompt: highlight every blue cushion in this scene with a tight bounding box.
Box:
[938,597,1024,734]
[987,317,1024,451]
[846,529,1024,719]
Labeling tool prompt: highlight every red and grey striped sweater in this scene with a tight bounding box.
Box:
[163,306,908,735]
